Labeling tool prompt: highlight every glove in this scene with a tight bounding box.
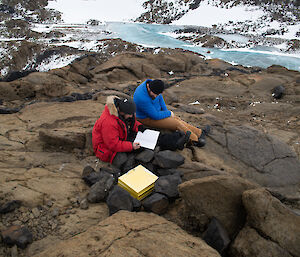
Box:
[138,124,146,132]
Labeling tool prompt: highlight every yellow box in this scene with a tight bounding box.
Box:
[118,165,158,200]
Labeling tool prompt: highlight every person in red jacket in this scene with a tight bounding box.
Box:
[92,96,142,169]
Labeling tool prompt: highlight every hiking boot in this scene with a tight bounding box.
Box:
[176,131,191,150]
[193,126,210,147]
[193,137,206,147]
[202,125,211,136]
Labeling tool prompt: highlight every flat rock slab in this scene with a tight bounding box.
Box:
[205,125,300,198]
[33,211,221,257]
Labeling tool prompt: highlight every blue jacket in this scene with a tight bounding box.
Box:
[133,79,171,120]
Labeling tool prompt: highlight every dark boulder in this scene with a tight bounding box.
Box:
[153,150,185,169]
[87,171,115,203]
[71,92,93,101]
[135,149,155,163]
[271,85,285,99]
[142,193,169,215]
[132,197,142,212]
[1,70,36,82]
[203,217,230,255]
[0,106,22,114]
[1,225,33,249]
[156,168,183,177]
[81,165,95,178]
[106,186,135,215]
[83,171,103,186]
[154,175,182,199]
[0,200,21,214]
[122,153,137,173]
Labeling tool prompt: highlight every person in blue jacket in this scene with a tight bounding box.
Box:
[133,79,210,147]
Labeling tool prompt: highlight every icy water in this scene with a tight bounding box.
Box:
[106,22,300,71]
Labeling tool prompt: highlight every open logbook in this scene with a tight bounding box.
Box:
[133,129,160,150]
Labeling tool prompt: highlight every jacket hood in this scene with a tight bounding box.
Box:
[106,95,119,117]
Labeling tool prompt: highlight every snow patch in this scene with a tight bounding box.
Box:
[35,54,81,72]
[47,0,146,23]
[172,0,264,27]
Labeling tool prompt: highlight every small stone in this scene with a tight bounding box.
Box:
[80,199,89,210]
[51,208,59,217]
[13,221,22,226]
[65,209,71,214]
[11,245,18,257]
[69,198,77,204]
[19,156,25,161]
[46,200,53,207]
[19,206,27,213]
[31,207,40,218]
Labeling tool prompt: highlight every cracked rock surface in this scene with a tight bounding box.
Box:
[33,211,221,257]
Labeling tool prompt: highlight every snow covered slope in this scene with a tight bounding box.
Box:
[0,0,299,78]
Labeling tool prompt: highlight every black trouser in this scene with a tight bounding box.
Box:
[112,152,128,169]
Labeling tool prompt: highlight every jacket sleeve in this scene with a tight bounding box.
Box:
[159,95,168,111]
[101,121,133,153]
[137,97,171,120]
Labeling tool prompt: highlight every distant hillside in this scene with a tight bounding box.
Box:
[0,0,299,78]
[137,0,298,31]
[136,0,299,24]
[0,0,61,24]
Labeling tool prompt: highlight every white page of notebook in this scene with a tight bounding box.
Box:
[133,129,160,150]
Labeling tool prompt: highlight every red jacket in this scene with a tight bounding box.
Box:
[92,96,141,163]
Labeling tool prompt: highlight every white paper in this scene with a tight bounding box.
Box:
[134,129,160,150]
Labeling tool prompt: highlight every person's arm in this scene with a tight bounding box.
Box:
[136,97,171,120]
[158,95,168,111]
[102,122,133,152]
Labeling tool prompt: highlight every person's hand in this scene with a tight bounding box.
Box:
[170,111,175,117]
[138,124,146,132]
[133,142,141,150]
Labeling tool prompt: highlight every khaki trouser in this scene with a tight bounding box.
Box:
[138,116,202,142]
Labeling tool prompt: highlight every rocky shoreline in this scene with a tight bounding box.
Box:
[173,26,297,52]
[0,44,300,256]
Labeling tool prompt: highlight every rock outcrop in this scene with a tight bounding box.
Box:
[241,188,300,257]
[0,48,299,256]
[178,175,258,238]
[33,211,221,257]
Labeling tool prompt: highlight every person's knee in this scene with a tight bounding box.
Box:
[112,152,127,169]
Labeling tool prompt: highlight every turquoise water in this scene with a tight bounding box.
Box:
[106,22,300,72]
